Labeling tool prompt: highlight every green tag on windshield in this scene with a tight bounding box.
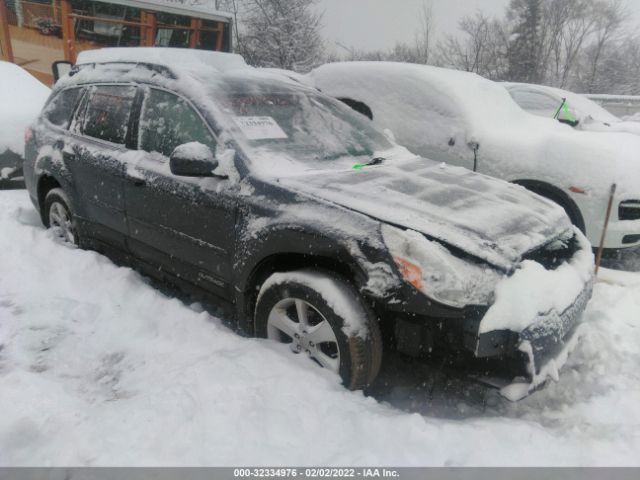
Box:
[562,102,577,123]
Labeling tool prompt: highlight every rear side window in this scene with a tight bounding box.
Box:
[81,85,137,144]
[42,88,83,128]
[138,88,216,157]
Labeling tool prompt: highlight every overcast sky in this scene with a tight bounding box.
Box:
[318,0,640,53]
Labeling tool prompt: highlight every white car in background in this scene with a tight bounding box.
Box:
[505,82,640,136]
[309,62,640,255]
[0,61,50,187]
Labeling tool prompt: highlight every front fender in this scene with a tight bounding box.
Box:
[232,212,400,335]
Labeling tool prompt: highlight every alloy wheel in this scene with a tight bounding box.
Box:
[267,297,341,372]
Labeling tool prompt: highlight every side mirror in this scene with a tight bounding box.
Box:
[52,60,73,83]
[169,143,218,177]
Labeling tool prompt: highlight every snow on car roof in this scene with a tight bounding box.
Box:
[76,47,248,73]
[0,61,50,156]
[310,62,536,134]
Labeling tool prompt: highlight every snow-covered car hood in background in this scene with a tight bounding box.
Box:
[280,158,572,271]
[580,118,640,136]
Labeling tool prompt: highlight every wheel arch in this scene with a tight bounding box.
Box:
[36,174,63,223]
[236,251,368,336]
[512,179,586,234]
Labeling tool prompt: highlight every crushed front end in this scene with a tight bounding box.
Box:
[381,225,595,401]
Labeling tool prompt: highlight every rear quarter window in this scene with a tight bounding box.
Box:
[42,88,83,129]
[81,85,137,144]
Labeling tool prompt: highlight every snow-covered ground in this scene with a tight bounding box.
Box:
[1,189,640,466]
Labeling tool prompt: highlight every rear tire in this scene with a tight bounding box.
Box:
[255,269,382,390]
[44,188,78,246]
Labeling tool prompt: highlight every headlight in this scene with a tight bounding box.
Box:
[381,225,503,308]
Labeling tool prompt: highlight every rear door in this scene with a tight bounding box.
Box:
[69,84,138,249]
[124,86,237,300]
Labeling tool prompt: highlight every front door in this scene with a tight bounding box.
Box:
[124,87,237,300]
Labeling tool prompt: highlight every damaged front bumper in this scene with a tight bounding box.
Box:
[476,279,594,401]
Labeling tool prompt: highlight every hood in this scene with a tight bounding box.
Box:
[579,118,640,137]
[280,159,572,271]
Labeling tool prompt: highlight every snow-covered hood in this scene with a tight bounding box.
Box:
[579,118,640,136]
[280,159,572,271]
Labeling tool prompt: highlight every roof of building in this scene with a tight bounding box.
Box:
[93,0,233,23]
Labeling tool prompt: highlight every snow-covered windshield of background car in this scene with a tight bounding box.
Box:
[211,76,393,169]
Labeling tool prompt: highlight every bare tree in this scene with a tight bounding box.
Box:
[434,12,509,80]
[219,0,324,72]
[217,0,246,55]
[414,0,434,64]
[582,0,626,92]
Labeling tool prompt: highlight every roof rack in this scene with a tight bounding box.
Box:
[76,47,248,74]
[71,61,178,79]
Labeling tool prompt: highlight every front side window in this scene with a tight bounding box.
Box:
[138,88,216,157]
[81,85,136,144]
[42,88,83,129]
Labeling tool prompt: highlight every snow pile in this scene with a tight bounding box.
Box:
[1,191,640,465]
[479,229,594,334]
[623,112,640,122]
[0,62,50,156]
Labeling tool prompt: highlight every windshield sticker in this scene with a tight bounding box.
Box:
[233,116,288,140]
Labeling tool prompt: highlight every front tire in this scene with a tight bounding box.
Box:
[44,188,78,246]
[255,270,382,390]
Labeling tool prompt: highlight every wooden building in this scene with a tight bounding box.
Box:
[1,0,232,83]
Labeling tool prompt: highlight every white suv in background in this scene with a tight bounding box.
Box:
[309,62,640,255]
[505,82,640,136]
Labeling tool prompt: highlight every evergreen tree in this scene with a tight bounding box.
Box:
[507,0,544,83]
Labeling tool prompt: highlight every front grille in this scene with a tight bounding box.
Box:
[619,200,640,221]
[521,234,579,270]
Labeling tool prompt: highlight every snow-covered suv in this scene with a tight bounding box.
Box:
[310,62,640,255]
[25,48,594,399]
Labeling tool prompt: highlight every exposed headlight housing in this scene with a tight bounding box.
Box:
[381,225,503,308]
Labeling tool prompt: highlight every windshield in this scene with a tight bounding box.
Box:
[209,75,393,171]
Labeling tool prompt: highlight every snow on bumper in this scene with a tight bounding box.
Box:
[499,280,593,401]
[476,229,595,400]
